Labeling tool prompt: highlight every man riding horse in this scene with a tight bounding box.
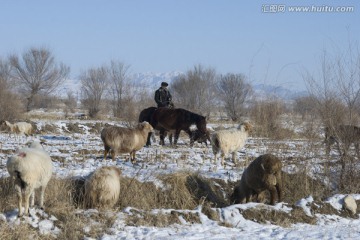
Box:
[154,82,174,108]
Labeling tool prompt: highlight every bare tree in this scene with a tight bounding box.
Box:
[108,60,132,117]
[249,97,285,138]
[172,64,216,116]
[0,58,23,121]
[217,73,252,121]
[80,66,109,118]
[293,95,318,120]
[304,50,346,128]
[9,47,70,111]
[63,91,77,117]
[335,41,360,124]
[304,41,360,188]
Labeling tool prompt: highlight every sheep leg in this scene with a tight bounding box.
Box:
[23,188,33,216]
[211,145,218,164]
[39,186,46,209]
[221,152,225,166]
[231,152,237,164]
[111,150,116,161]
[276,184,283,202]
[30,191,35,207]
[212,153,217,164]
[245,192,252,203]
[130,151,136,163]
[268,186,278,205]
[256,191,266,203]
[15,185,23,216]
[103,145,110,160]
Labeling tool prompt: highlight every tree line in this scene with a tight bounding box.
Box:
[1,45,360,137]
[0,47,253,122]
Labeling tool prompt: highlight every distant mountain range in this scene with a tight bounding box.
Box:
[252,83,307,100]
[58,72,307,100]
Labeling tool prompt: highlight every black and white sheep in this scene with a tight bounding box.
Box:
[101,121,153,162]
[7,141,53,216]
[84,166,122,209]
[211,122,252,166]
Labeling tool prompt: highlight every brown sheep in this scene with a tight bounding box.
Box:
[101,121,153,162]
[230,154,283,205]
[84,166,121,209]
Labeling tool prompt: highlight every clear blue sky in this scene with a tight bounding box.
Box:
[1,0,359,90]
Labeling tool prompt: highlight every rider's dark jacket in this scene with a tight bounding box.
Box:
[154,87,172,108]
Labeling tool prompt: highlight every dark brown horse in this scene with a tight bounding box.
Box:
[138,107,172,146]
[151,108,208,145]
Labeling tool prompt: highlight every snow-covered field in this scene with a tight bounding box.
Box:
[1,119,360,239]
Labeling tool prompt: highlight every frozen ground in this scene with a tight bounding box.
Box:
[0,119,359,239]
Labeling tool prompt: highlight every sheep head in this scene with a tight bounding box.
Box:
[260,156,282,174]
[138,121,154,132]
[231,154,283,205]
[239,122,253,133]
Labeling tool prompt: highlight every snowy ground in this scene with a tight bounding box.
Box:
[1,119,360,239]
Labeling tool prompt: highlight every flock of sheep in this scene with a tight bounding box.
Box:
[4,118,284,217]
[6,138,124,216]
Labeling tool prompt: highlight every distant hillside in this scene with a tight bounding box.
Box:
[132,71,183,87]
[253,84,307,100]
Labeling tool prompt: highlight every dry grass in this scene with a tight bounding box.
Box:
[240,206,316,228]
[0,222,53,240]
[0,177,17,213]
[1,134,360,238]
[1,163,358,238]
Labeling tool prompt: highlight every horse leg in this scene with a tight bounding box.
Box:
[185,129,194,147]
[168,131,173,145]
[146,132,152,146]
[174,130,181,145]
[159,130,165,145]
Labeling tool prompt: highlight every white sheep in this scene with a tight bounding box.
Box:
[84,166,122,209]
[2,120,33,136]
[211,122,252,166]
[7,141,53,216]
[101,121,153,162]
